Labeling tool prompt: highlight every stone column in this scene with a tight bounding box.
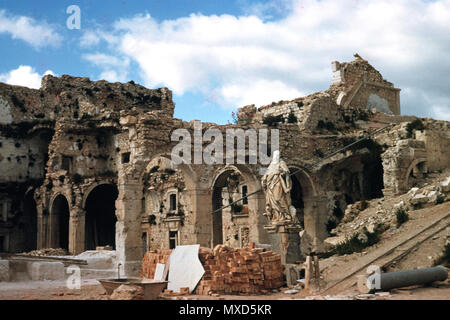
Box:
[249,190,269,245]
[115,182,143,277]
[302,195,328,255]
[193,189,212,248]
[36,205,45,249]
[69,208,85,255]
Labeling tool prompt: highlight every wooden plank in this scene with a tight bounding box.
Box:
[0,253,88,265]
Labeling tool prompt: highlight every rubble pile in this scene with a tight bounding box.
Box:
[327,173,450,248]
[110,284,144,300]
[195,245,283,295]
[23,248,68,256]
[140,249,172,279]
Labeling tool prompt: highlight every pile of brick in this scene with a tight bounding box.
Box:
[140,249,172,279]
[195,245,283,295]
[140,245,284,295]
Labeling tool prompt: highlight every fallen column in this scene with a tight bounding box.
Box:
[358,266,448,293]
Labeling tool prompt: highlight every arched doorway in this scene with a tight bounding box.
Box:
[22,191,37,251]
[85,184,118,250]
[405,159,427,190]
[51,195,70,250]
[211,168,249,248]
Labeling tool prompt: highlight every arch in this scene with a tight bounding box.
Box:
[210,165,261,248]
[50,194,70,250]
[210,164,261,194]
[84,183,118,250]
[288,166,317,199]
[404,158,427,190]
[81,181,116,209]
[289,166,317,229]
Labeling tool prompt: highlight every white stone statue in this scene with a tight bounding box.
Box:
[261,151,296,224]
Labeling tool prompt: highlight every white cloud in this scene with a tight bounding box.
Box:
[82,0,450,120]
[0,9,62,48]
[80,30,100,47]
[221,79,303,107]
[82,53,130,83]
[0,66,54,89]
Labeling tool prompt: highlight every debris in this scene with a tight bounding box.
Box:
[375,292,391,297]
[441,177,450,192]
[110,284,144,300]
[284,289,299,294]
[355,294,376,300]
[23,248,68,257]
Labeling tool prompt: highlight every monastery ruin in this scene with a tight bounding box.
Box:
[0,55,449,278]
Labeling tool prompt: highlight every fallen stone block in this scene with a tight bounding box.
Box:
[393,201,406,210]
[410,193,428,206]
[0,260,10,282]
[441,177,450,193]
[27,261,65,281]
[408,187,420,196]
[426,191,438,203]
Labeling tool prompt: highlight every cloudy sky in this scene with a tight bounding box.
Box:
[0,0,449,123]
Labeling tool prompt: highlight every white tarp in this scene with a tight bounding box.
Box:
[167,245,205,293]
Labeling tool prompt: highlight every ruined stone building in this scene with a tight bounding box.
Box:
[1,55,449,276]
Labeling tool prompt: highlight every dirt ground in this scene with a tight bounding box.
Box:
[0,279,449,300]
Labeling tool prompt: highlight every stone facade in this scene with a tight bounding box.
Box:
[0,56,449,277]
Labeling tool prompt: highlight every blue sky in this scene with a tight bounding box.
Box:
[0,0,449,124]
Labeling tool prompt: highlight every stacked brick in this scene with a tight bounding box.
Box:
[195,245,283,295]
[140,249,172,279]
[140,245,284,295]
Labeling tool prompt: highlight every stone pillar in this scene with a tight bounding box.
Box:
[193,189,213,248]
[264,223,302,265]
[69,208,85,255]
[116,182,143,277]
[302,195,328,255]
[36,206,45,249]
[250,190,269,245]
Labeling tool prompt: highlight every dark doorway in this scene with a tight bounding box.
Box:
[85,184,118,250]
[51,195,70,250]
[22,191,37,251]
[290,174,305,227]
[362,154,384,199]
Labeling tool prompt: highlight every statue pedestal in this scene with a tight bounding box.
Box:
[264,223,302,265]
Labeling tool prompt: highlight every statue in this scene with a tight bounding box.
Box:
[261,151,296,224]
